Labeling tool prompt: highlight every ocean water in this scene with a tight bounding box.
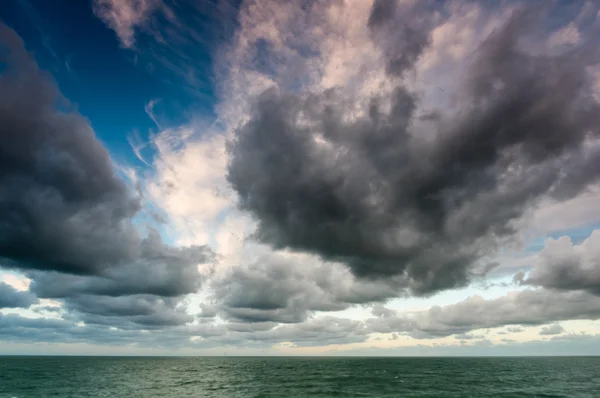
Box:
[1,356,599,397]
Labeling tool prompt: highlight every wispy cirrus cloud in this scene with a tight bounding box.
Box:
[93,0,163,48]
[93,0,239,96]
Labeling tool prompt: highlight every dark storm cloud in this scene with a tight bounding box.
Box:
[0,282,37,308]
[0,24,140,275]
[0,24,212,279]
[367,289,600,338]
[227,5,600,295]
[0,24,213,330]
[523,231,600,295]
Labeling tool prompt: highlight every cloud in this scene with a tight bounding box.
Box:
[94,0,239,94]
[227,3,600,295]
[144,128,234,247]
[214,316,369,347]
[0,23,213,276]
[106,0,600,351]
[367,289,600,338]
[530,186,600,235]
[28,229,212,298]
[524,230,600,295]
[540,324,564,336]
[93,0,163,48]
[550,332,593,341]
[62,294,193,328]
[338,335,600,356]
[453,333,485,340]
[0,24,213,329]
[547,22,581,49]
[5,0,598,353]
[367,0,437,76]
[0,24,143,275]
[211,252,398,323]
[0,312,201,346]
[0,310,369,349]
[506,326,524,333]
[0,282,37,309]
[256,316,368,347]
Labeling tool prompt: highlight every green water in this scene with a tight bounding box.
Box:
[1,356,599,397]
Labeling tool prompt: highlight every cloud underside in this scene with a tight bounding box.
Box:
[1,0,600,351]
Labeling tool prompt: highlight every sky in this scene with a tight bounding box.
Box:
[1,0,600,356]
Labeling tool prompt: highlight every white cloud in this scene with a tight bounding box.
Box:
[547,22,581,49]
[93,0,162,48]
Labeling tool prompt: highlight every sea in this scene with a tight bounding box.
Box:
[1,356,599,397]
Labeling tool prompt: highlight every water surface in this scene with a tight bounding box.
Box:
[1,356,598,397]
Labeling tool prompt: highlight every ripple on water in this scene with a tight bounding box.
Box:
[0,357,599,397]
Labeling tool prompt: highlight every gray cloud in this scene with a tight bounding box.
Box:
[506,326,524,333]
[211,252,400,323]
[62,294,193,329]
[454,333,485,340]
[367,289,600,338]
[225,321,277,333]
[550,332,593,341]
[27,230,212,328]
[539,324,564,336]
[524,231,600,295]
[0,311,365,349]
[0,24,213,329]
[0,282,37,308]
[0,312,201,346]
[215,316,368,347]
[371,304,396,318]
[0,24,140,276]
[28,230,212,299]
[227,5,600,295]
[340,335,600,356]
[368,0,437,76]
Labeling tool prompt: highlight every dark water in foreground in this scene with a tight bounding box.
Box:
[1,356,599,397]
